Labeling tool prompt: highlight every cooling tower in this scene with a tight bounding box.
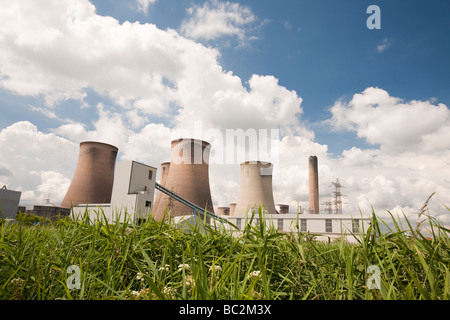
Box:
[229,203,237,216]
[217,207,230,216]
[152,162,170,217]
[153,138,214,221]
[309,156,319,214]
[61,141,118,208]
[233,161,277,216]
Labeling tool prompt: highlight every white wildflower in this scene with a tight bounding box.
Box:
[177,264,190,272]
[131,290,140,297]
[158,264,170,272]
[136,272,145,281]
[248,270,261,279]
[163,286,175,297]
[209,265,222,272]
[10,278,25,286]
[185,275,195,287]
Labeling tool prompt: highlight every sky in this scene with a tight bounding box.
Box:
[0,0,449,229]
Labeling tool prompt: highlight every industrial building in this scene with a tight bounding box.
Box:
[0,185,21,219]
[21,205,70,221]
[71,160,157,223]
[276,204,290,214]
[224,213,370,243]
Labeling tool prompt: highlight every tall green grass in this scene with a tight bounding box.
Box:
[0,203,449,300]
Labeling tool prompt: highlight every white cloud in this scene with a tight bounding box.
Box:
[376,38,391,52]
[0,0,199,115]
[135,0,156,14]
[28,104,63,121]
[180,0,257,43]
[0,121,77,205]
[324,88,450,225]
[328,87,450,153]
[53,103,132,150]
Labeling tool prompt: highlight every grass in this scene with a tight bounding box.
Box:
[0,203,449,300]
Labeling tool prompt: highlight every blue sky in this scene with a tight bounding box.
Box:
[0,0,449,223]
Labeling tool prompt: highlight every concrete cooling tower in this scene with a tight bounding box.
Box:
[217,207,230,216]
[152,138,215,221]
[229,203,237,216]
[309,155,319,214]
[233,161,277,216]
[61,141,118,208]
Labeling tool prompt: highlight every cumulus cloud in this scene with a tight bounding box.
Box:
[0,0,201,117]
[0,0,295,132]
[0,122,77,205]
[325,88,450,225]
[180,0,257,43]
[135,0,157,14]
[328,87,450,153]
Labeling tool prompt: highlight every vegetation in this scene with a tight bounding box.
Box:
[15,212,52,226]
[0,203,449,300]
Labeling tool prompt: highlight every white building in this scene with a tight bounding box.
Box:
[222,212,372,243]
[72,161,157,223]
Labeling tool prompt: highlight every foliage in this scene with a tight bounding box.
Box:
[15,213,52,226]
[0,204,449,300]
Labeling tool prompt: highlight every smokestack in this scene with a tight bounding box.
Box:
[61,141,118,208]
[153,138,214,221]
[233,161,277,216]
[152,162,170,217]
[309,155,319,214]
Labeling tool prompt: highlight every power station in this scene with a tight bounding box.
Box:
[13,137,369,242]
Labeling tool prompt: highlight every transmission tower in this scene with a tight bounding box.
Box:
[331,179,345,214]
[43,193,52,205]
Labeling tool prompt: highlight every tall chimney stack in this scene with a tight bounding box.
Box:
[309,156,319,214]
